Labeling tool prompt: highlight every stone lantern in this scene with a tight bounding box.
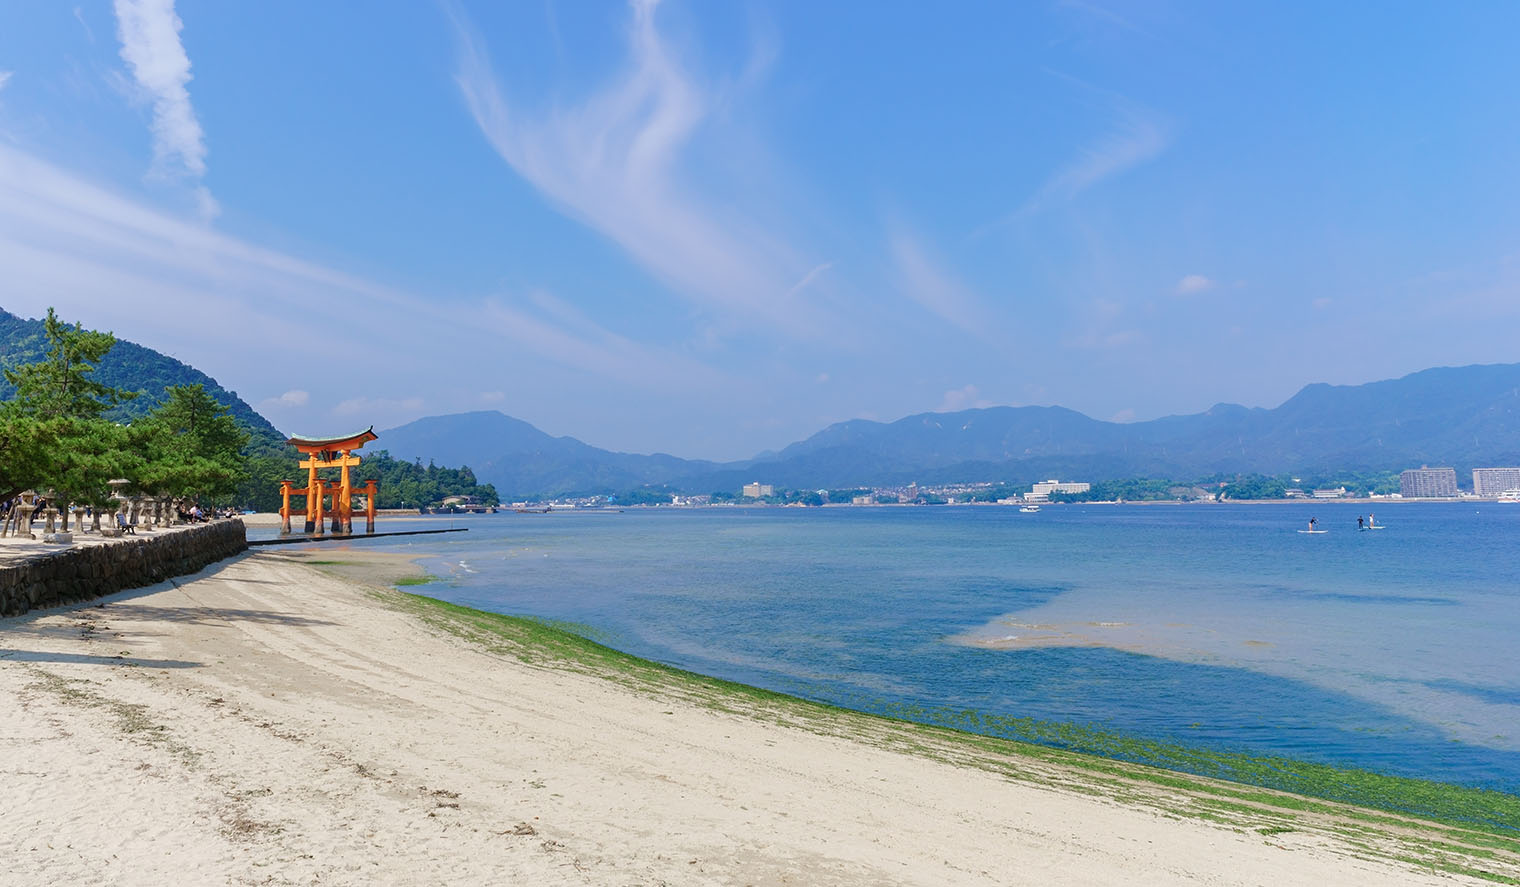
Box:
[101,480,130,537]
[41,491,71,544]
[2,490,38,540]
[41,492,58,534]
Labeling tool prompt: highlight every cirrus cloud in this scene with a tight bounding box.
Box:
[1175,274,1214,295]
[112,0,216,220]
[448,0,831,339]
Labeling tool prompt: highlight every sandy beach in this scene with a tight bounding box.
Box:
[1,549,1510,886]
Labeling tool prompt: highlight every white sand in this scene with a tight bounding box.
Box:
[0,551,1504,885]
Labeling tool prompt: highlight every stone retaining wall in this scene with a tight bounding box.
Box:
[0,520,248,617]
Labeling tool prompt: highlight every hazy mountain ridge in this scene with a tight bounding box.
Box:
[377,411,725,498]
[375,363,1520,497]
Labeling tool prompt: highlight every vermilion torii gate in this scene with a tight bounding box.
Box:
[279,428,379,535]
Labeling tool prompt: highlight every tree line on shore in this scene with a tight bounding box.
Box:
[0,309,246,524]
[0,309,499,516]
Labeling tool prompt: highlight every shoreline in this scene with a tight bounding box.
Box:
[2,549,1514,884]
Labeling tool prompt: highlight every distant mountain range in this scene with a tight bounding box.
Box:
[377,363,1520,498]
[374,411,723,498]
[8,305,1516,498]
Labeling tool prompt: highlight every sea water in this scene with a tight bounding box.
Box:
[269,503,1520,793]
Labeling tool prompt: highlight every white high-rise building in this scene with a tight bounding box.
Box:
[1473,467,1520,497]
[1399,467,1458,498]
[1025,479,1090,502]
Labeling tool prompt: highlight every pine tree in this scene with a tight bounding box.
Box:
[134,384,250,503]
[2,308,135,421]
[0,309,136,523]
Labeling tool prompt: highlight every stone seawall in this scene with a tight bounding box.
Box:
[0,520,248,617]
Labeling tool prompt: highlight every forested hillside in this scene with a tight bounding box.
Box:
[1,308,280,442]
[1,307,497,511]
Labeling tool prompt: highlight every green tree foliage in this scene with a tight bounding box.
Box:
[616,487,675,506]
[0,415,48,504]
[133,384,250,503]
[235,449,294,512]
[0,308,502,515]
[1050,478,1180,503]
[40,420,133,529]
[959,483,1024,503]
[0,310,139,523]
[0,307,276,436]
[1218,474,1290,500]
[2,308,135,421]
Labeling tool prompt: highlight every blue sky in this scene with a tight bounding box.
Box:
[2,1,1518,460]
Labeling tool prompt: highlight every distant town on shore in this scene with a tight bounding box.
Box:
[487,465,1520,511]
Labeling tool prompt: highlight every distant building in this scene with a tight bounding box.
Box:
[851,495,873,505]
[1283,488,1307,499]
[742,482,775,498]
[1400,467,1458,498]
[1026,479,1089,503]
[1311,487,1348,499]
[1473,467,1520,497]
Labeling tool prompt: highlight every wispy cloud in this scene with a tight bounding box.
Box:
[111,0,216,219]
[261,389,310,409]
[481,290,723,393]
[938,384,993,412]
[889,228,995,338]
[0,144,722,424]
[336,396,424,417]
[449,0,827,337]
[1057,0,1149,37]
[996,74,1170,224]
[785,262,834,301]
[0,71,12,93]
[1023,105,1168,216]
[1175,274,1214,295]
[74,7,97,43]
[1065,297,1143,349]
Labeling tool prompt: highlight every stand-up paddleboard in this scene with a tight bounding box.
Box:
[1297,529,1329,534]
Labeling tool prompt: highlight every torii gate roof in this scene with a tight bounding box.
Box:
[286,427,378,452]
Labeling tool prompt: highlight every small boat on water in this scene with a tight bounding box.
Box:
[1019,504,1041,513]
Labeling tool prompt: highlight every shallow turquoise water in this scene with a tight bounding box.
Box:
[270,503,1520,793]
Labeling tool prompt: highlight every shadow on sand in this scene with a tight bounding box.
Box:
[0,554,336,638]
[0,648,203,669]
